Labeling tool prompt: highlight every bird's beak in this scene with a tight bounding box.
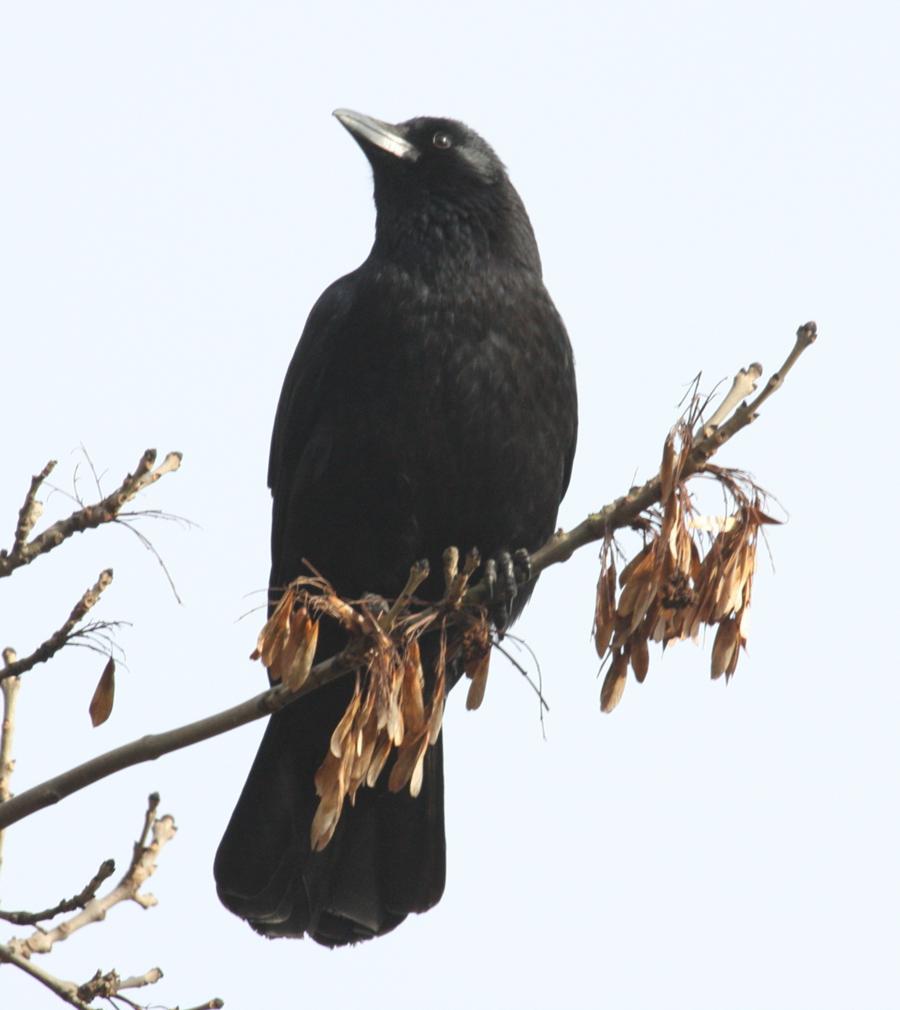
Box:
[333,109,420,162]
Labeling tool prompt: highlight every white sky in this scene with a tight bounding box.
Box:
[1,3,898,1008]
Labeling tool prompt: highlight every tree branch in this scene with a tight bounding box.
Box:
[0,323,816,833]
[12,461,56,556]
[0,449,182,579]
[0,664,346,830]
[0,858,116,926]
[1,570,115,682]
[5,794,176,958]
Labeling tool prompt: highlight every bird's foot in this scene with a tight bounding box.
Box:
[484,548,532,634]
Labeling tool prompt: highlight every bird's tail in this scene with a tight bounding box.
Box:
[213,675,446,946]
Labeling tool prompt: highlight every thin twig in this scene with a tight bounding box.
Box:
[0,570,115,682]
[0,449,182,579]
[0,858,116,926]
[11,461,56,555]
[492,639,550,713]
[0,324,816,831]
[6,794,176,957]
[115,517,183,604]
[76,965,163,1002]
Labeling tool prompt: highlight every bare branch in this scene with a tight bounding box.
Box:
[0,796,207,1009]
[76,965,163,1002]
[0,859,116,926]
[519,322,818,585]
[701,362,763,433]
[12,461,57,555]
[1,570,115,682]
[0,670,340,830]
[0,449,182,579]
[6,794,176,958]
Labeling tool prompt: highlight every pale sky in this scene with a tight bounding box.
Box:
[2,3,898,1008]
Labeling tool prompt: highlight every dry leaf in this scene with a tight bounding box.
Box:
[88,657,116,727]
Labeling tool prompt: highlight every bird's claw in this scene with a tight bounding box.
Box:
[485,548,530,634]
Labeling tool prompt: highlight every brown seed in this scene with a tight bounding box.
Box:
[600,650,629,713]
[465,650,491,710]
[594,560,617,658]
[401,639,426,734]
[711,618,740,680]
[88,657,116,727]
[388,730,429,794]
[660,432,678,504]
[630,636,650,684]
[283,611,320,692]
[330,683,361,758]
[366,732,393,788]
[618,542,653,589]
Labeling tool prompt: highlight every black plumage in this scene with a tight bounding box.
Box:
[214,110,578,946]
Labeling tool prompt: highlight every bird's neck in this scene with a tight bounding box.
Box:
[371,189,542,280]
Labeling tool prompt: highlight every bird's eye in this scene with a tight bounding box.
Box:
[432,132,453,150]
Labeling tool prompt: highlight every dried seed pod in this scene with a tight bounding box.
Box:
[427,691,445,745]
[618,542,653,589]
[366,732,393,788]
[330,681,362,758]
[594,559,617,658]
[600,649,629,713]
[660,432,678,504]
[311,750,346,851]
[282,609,320,692]
[408,734,430,798]
[624,574,658,637]
[630,635,650,684]
[465,650,491,711]
[89,657,116,727]
[711,618,740,680]
[251,588,294,669]
[388,730,429,794]
[401,638,426,735]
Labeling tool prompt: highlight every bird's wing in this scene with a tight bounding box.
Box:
[561,401,578,500]
[267,273,357,576]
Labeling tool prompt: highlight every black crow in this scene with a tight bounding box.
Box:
[214,109,578,946]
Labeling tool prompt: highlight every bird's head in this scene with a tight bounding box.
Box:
[333,109,540,273]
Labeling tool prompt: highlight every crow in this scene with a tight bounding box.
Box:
[214,109,578,946]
